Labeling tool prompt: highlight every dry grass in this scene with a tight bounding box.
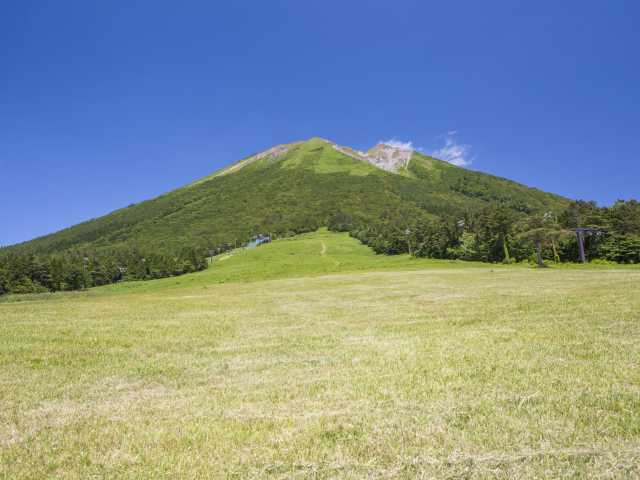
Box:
[1,233,639,478]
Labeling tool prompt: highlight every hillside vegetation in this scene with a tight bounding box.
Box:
[4,138,568,255]
[1,231,639,478]
[4,138,638,298]
[96,229,494,294]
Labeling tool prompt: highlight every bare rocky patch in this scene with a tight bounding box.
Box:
[333,141,413,172]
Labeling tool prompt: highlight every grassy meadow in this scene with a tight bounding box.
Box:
[1,230,639,478]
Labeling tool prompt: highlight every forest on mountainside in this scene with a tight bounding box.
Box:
[2,140,636,296]
[1,199,638,296]
[332,199,640,266]
[1,140,568,257]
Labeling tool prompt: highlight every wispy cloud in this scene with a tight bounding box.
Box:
[381,139,414,151]
[378,133,473,167]
[432,131,473,167]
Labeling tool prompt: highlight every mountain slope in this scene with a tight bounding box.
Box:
[4,137,569,255]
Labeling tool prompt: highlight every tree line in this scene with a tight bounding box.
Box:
[0,246,209,296]
[2,199,638,296]
[0,229,310,297]
[329,199,640,266]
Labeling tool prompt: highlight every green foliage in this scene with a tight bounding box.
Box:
[516,212,568,266]
[558,200,607,229]
[9,276,49,294]
[4,139,569,259]
[342,199,639,267]
[0,246,209,295]
[599,234,640,264]
[446,232,479,261]
[609,199,640,234]
[557,199,640,263]
[0,267,11,295]
[3,138,638,294]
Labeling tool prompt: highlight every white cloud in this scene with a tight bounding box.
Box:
[378,133,473,167]
[432,132,472,167]
[381,139,414,151]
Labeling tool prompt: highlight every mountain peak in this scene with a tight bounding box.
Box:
[6,134,569,254]
[213,137,434,178]
[306,136,334,144]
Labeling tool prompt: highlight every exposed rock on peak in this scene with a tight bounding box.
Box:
[366,143,413,172]
[332,141,413,172]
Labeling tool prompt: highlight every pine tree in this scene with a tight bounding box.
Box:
[518,212,569,267]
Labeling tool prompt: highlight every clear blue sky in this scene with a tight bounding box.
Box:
[2,1,639,246]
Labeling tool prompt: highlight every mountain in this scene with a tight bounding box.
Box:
[4,137,569,255]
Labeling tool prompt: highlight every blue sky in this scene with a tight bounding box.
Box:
[1,1,639,246]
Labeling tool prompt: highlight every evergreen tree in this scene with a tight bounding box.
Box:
[518,212,569,267]
[608,199,640,234]
[0,267,9,295]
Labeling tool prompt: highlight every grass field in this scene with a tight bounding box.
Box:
[1,231,639,478]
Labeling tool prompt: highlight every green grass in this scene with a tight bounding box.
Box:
[1,231,639,478]
[95,229,491,294]
[280,138,375,176]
